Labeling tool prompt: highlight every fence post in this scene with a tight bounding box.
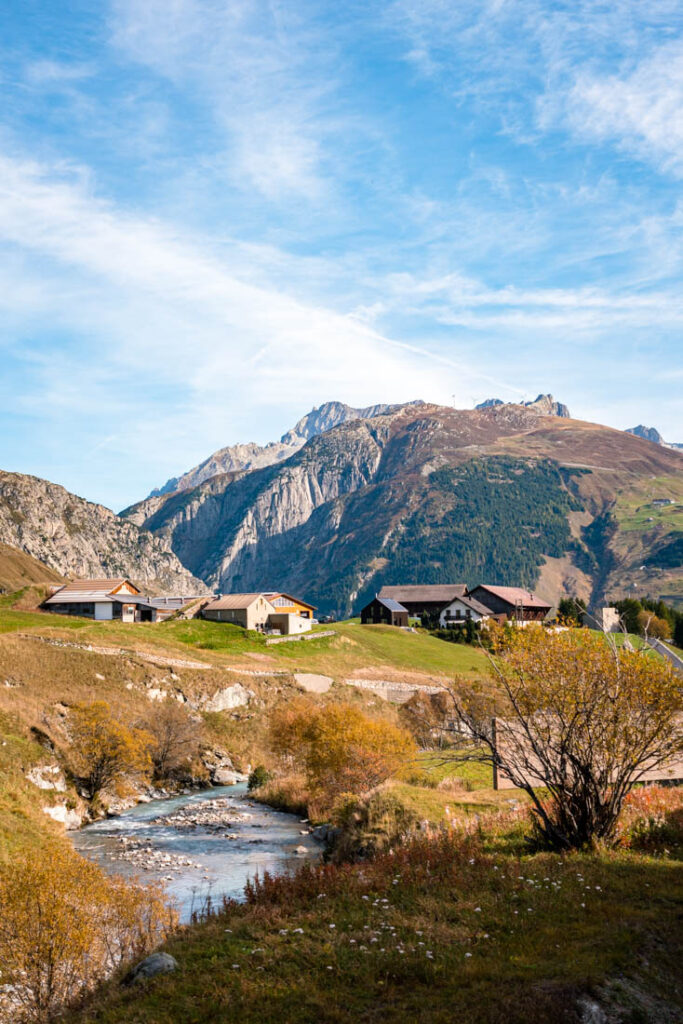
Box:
[491,717,498,790]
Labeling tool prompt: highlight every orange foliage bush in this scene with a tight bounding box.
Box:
[0,841,175,1023]
[67,701,153,800]
[270,701,416,812]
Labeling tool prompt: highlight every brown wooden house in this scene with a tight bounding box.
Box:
[466,584,551,622]
[360,596,409,627]
[377,584,466,618]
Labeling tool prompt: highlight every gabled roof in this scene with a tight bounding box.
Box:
[44,578,139,604]
[263,592,317,611]
[469,584,551,610]
[377,597,408,613]
[203,593,273,611]
[379,584,467,603]
[444,594,492,616]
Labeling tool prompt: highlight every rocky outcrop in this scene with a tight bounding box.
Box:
[0,470,204,593]
[626,424,683,451]
[142,399,424,501]
[476,393,571,417]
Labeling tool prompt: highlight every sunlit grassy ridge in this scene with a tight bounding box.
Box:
[0,594,488,680]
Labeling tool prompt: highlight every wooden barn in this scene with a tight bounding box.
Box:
[377,584,466,618]
[360,596,409,627]
[466,584,551,623]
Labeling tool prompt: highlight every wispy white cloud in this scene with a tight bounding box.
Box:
[565,41,683,176]
[0,147,516,503]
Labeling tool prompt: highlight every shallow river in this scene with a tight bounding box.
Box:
[72,785,320,921]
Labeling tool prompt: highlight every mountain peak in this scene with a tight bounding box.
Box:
[475,393,571,418]
[146,400,424,500]
[626,424,663,444]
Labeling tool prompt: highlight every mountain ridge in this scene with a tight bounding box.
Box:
[122,402,683,615]
[146,400,425,501]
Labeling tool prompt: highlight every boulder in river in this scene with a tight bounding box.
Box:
[124,952,178,985]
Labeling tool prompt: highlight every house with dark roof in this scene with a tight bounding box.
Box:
[377,584,466,618]
[466,584,551,623]
[360,596,409,627]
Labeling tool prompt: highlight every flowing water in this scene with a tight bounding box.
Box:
[72,785,320,921]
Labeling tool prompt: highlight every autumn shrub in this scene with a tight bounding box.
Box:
[615,784,683,852]
[0,841,175,1023]
[270,700,416,815]
[636,609,672,640]
[251,773,310,817]
[436,625,683,850]
[67,701,152,800]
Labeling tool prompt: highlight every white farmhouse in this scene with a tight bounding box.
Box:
[439,594,491,628]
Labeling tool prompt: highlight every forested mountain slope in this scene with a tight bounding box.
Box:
[123,403,683,616]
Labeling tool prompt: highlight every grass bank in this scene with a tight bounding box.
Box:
[67,806,683,1024]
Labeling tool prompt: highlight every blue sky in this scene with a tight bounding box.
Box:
[1,0,682,510]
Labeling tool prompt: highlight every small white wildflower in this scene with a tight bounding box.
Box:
[474,907,481,913]
[465,952,472,958]
[329,923,336,930]
[292,928,304,934]
[232,964,240,969]
[224,928,232,933]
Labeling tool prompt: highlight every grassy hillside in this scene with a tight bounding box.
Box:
[0,595,488,681]
[0,588,488,867]
[0,543,63,591]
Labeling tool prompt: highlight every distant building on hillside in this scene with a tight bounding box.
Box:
[466,585,551,623]
[439,594,492,628]
[42,579,201,623]
[591,606,620,633]
[202,591,315,634]
[360,596,409,628]
[377,584,466,618]
[202,593,276,631]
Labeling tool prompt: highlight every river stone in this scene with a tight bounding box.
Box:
[124,952,178,985]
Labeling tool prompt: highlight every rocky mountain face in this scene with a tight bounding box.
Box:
[123,403,683,615]
[627,424,683,451]
[475,394,571,418]
[0,471,206,593]
[146,400,424,500]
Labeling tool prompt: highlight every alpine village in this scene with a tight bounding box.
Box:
[1,396,682,1024]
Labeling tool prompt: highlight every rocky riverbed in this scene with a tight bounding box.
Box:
[72,785,320,921]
